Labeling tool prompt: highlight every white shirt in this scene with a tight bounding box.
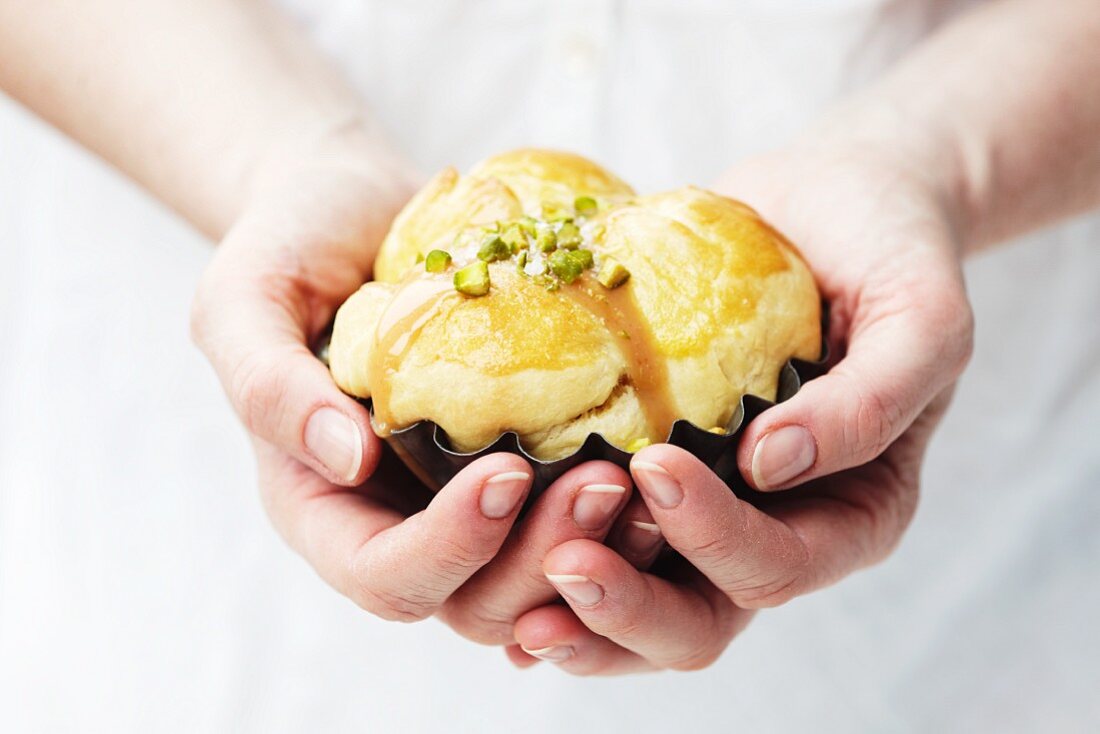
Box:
[2,1,1097,731]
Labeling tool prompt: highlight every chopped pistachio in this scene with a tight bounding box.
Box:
[533,274,559,291]
[570,248,594,270]
[596,256,631,289]
[626,437,651,453]
[556,221,582,249]
[515,250,528,272]
[500,223,527,253]
[477,235,511,263]
[548,249,584,284]
[424,249,452,273]
[574,196,598,217]
[536,228,557,253]
[454,261,491,296]
[518,216,539,237]
[415,252,425,264]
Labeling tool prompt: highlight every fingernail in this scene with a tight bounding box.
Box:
[521,645,574,663]
[572,484,628,530]
[751,425,816,490]
[304,407,364,482]
[546,573,604,607]
[621,520,663,558]
[632,461,683,509]
[480,471,531,519]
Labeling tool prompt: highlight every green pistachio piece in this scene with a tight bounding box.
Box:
[596,256,631,289]
[536,228,557,253]
[548,249,584,284]
[454,261,491,296]
[518,216,539,238]
[626,437,651,453]
[516,250,528,272]
[424,249,452,273]
[574,196,598,217]
[570,248,594,270]
[556,221,581,249]
[415,252,425,264]
[500,223,527,253]
[477,235,511,263]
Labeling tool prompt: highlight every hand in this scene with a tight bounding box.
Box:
[190,145,635,643]
[509,136,974,674]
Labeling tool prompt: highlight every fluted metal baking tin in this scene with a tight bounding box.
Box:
[370,323,828,501]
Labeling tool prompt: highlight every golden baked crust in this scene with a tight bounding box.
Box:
[329,148,820,459]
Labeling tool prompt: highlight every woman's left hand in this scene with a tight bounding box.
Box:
[509,400,946,674]
[509,132,974,673]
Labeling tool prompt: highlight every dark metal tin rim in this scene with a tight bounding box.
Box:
[370,331,828,501]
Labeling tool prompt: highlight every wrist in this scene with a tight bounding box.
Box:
[226,112,420,241]
[796,91,980,256]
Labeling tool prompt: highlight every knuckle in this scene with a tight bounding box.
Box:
[349,564,436,623]
[918,285,975,379]
[665,644,723,672]
[727,542,811,609]
[229,352,289,439]
[733,571,804,609]
[438,599,516,645]
[598,585,657,642]
[681,531,730,566]
[851,381,904,462]
[604,610,647,642]
[357,586,435,623]
[429,535,495,581]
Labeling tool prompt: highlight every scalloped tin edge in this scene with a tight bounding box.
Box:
[369,339,828,501]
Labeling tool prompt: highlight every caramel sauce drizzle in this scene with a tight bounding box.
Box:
[367,274,458,437]
[559,277,676,442]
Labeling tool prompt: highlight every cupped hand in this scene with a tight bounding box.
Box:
[190,146,634,643]
[510,138,975,673]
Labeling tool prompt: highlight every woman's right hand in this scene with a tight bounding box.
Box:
[190,145,634,646]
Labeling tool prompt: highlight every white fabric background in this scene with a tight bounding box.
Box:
[1,1,1098,731]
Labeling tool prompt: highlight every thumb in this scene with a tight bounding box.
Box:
[738,292,973,491]
[191,240,380,486]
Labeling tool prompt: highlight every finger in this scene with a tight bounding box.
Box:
[503,645,541,670]
[440,461,632,644]
[260,443,533,622]
[541,540,750,671]
[632,444,915,607]
[606,495,665,569]
[513,604,654,676]
[192,232,377,486]
[737,285,973,490]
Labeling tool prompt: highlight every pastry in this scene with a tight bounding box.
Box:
[329,149,821,462]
